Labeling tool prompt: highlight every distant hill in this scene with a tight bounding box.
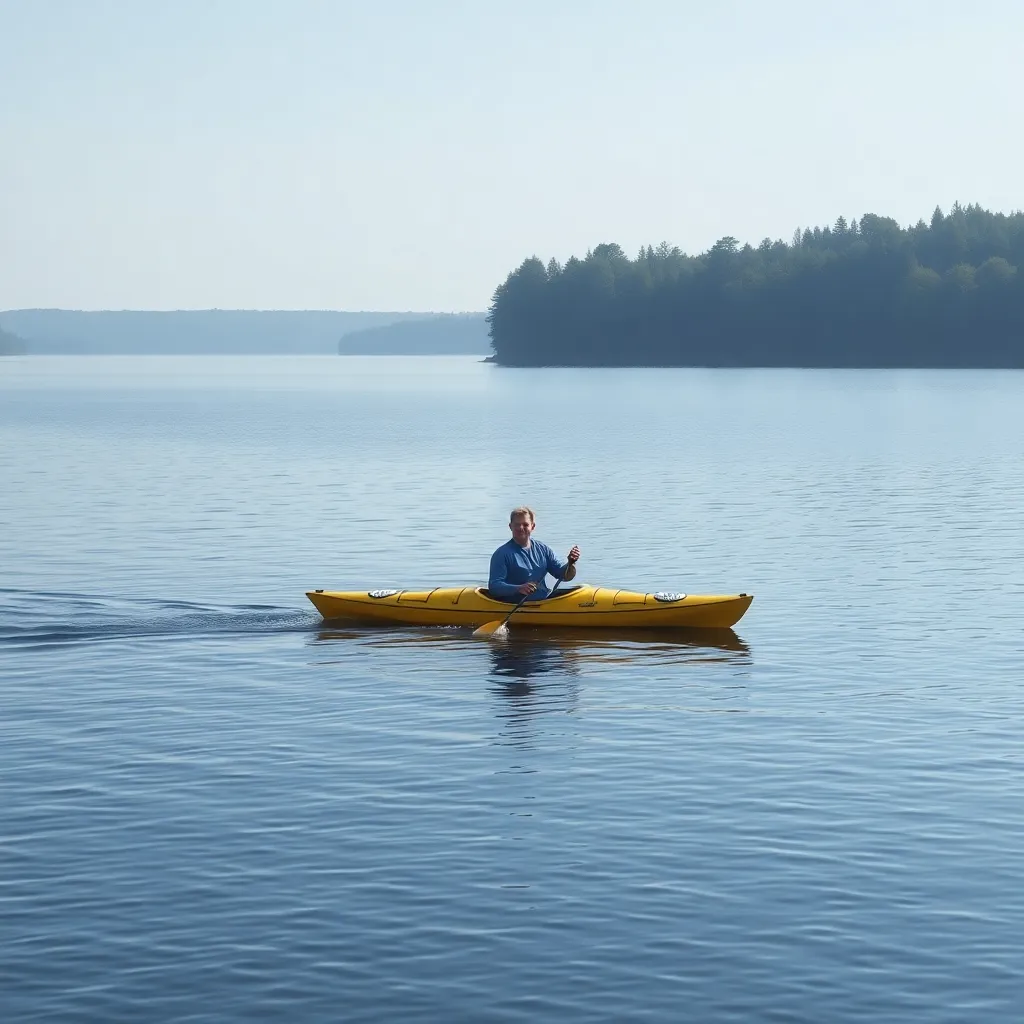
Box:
[338,313,489,354]
[0,323,28,354]
[0,309,455,354]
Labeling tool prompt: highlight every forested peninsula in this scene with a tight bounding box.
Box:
[0,324,27,355]
[487,204,1024,367]
[338,313,488,354]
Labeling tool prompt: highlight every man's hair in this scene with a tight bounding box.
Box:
[509,506,535,524]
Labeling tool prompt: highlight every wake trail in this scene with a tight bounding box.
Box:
[0,587,319,649]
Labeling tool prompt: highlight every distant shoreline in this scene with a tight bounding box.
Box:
[0,326,27,355]
[0,309,490,356]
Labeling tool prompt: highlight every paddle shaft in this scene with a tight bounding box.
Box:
[490,570,567,633]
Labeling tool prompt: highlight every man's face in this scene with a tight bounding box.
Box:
[509,513,535,546]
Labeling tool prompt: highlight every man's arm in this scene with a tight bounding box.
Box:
[546,543,580,581]
[489,548,525,600]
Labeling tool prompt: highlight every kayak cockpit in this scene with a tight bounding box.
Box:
[475,585,583,604]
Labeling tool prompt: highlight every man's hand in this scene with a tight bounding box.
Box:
[516,581,539,596]
[562,545,581,581]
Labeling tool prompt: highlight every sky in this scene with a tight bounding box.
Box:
[2,0,1022,311]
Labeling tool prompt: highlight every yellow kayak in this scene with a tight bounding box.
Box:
[306,585,752,630]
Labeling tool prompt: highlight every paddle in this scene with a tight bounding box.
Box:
[473,576,564,639]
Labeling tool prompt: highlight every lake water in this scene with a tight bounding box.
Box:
[2,356,1022,1022]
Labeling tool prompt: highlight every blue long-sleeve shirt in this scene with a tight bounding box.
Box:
[488,539,569,602]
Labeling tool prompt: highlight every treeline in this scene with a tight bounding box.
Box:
[338,313,489,355]
[487,204,1024,366]
[0,324,27,355]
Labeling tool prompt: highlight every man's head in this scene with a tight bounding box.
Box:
[509,506,535,547]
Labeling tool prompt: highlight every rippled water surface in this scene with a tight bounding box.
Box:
[2,356,1023,1022]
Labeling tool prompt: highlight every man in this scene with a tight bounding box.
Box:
[488,506,581,602]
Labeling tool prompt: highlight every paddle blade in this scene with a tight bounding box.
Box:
[472,619,508,638]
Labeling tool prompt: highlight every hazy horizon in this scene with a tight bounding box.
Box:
[1,306,483,314]
[3,0,1022,311]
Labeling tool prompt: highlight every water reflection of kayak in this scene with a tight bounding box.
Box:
[306,585,752,630]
